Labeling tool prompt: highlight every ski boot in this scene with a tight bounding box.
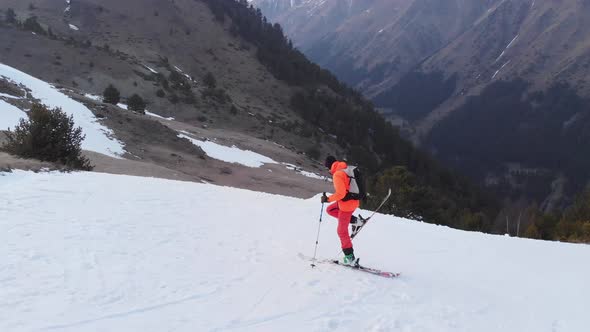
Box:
[341,248,359,266]
[350,215,368,237]
[342,254,359,267]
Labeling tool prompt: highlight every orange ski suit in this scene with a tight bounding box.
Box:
[326,161,360,250]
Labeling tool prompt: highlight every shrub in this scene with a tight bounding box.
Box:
[156,89,166,98]
[203,72,217,89]
[168,94,179,104]
[220,167,233,175]
[23,16,46,35]
[5,8,17,24]
[127,94,146,113]
[305,146,321,160]
[2,103,92,170]
[103,84,120,104]
[202,87,230,104]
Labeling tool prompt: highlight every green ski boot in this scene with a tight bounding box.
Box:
[342,253,358,266]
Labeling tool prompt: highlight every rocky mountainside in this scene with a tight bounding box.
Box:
[251,0,499,97]
[253,0,590,101]
[252,0,590,211]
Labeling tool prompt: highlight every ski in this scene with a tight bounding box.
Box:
[330,260,400,279]
[351,188,392,239]
[299,253,400,279]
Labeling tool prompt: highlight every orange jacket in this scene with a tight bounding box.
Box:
[328,161,360,212]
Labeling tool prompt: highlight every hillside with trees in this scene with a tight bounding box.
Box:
[201,0,499,232]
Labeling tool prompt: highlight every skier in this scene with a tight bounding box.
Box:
[321,156,366,265]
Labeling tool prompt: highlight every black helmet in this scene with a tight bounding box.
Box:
[324,155,336,169]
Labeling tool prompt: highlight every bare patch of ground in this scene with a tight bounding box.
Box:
[0,152,62,172]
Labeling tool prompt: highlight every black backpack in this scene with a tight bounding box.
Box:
[342,166,366,201]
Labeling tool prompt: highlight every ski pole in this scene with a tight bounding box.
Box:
[311,195,325,268]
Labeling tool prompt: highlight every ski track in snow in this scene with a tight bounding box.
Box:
[0,171,589,331]
[0,63,125,158]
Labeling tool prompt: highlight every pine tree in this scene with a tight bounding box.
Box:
[127,94,146,114]
[5,8,17,24]
[2,103,92,170]
[204,72,217,89]
[103,84,120,105]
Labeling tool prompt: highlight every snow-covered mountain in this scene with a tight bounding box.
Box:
[2,170,589,331]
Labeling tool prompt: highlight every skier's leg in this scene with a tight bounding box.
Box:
[337,210,353,251]
[326,202,339,219]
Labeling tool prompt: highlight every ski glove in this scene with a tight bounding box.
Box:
[321,193,329,203]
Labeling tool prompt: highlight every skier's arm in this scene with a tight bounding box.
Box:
[328,172,347,202]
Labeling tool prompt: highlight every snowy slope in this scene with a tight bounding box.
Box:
[0,63,125,158]
[1,171,589,331]
[0,99,27,130]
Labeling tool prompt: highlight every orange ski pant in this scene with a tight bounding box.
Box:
[326,202,353,250]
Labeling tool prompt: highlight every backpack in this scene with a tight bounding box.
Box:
[341,166,366,201]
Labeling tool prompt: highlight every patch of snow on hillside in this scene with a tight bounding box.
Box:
[178,133,277,168]
[0,92,22,99]
[494,35,519,63]
[84,93,102,102]
[284,163,327,180]
[173,65,195,82]
[145,111,174,121]
[1,171,589,332]
[0,99,27,130]
[492,60,511,79]
[68,24,79,31]
[0,63,125,157]
[117,103,128,110]
[144,65,158,74]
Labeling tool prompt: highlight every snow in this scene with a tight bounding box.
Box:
[492,60,511,79]
[69,24,79,31]
[144,65,158,74]
[173,65,195,82]
[116,103,171,120]
[1,170,589,331]
[84,93,102,102]
[494,35,518,63]
[145,111,174,121]
[179,133,277,168]
[0,99,27,130]
[0,63,125,157]
[284,163,327,180]
[0,92,22,99]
